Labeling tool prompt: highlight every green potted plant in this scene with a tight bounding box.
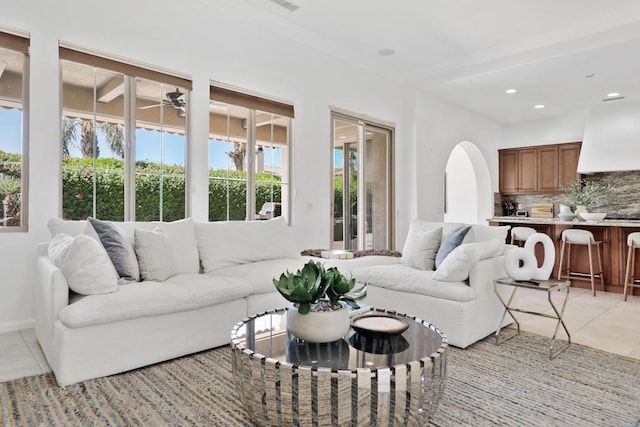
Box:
[273,260,366,342]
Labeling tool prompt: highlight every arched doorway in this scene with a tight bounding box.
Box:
[444,141,492,224]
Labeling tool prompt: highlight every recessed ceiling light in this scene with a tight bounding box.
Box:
[585,73,600,78]
[505,89,517,94]
[377,49,395,56]
[534,104,545,109]
[607,92,620,97]
[339,136,346,139]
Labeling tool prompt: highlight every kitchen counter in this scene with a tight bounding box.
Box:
[489,217,640,294]
[490,217,640,227]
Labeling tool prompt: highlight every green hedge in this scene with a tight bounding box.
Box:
[62,158,281,221]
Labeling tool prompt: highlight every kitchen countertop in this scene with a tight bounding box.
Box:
[490,216,640,227]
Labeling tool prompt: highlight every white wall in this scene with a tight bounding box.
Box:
[0,0,406,332]
[503,111,588,148]
[414,93,503,225]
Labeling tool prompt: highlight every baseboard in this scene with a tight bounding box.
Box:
[0,319,34,334]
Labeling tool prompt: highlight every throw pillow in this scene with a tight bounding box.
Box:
[435,225,471,269]
[48,233,119,295]
[432,240,503,282]
[86,217,141,282]
[47,217,87,237]
[153,218,199,274]
[401,227,442,270]
[134,227,176,282]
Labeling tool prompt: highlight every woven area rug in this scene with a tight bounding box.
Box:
[1,331,639,426]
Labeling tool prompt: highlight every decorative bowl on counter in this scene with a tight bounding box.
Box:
[558,213,576,221]
[580,212,607,222]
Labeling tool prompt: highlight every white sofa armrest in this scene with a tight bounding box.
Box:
[468,255,507,292]
[35,243,70,359]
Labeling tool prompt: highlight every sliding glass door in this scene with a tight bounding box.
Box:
[331,113,393,250]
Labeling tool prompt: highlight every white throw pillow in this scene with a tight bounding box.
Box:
[195,217,298,273]
[48,234,119,295]
[134,227,176,282]
[432,240,503,282]
[401,227,442,270]
[47,217,87,237]
[154,218,199,274]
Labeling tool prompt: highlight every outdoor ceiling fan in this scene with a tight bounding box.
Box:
[138,88,186,116]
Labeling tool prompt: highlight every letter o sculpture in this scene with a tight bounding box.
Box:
[524,232,556,280]
[504,248,537,281]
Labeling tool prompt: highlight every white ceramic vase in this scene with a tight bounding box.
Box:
[286,302,350,343]
[574,205,588,221]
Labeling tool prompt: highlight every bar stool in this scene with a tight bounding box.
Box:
[510,226,536,247]
[557,229,605,296]
[623,232,640,301]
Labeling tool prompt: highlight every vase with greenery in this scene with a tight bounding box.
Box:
[273,260,366,342]
[563,179,609,209]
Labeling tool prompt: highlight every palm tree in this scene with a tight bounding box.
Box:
[62,117,124,159]
[226,142,246,172]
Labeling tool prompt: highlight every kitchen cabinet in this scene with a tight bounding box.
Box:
[499,142,581,194]
[559,143,581,188]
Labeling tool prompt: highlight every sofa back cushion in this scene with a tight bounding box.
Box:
[47,217,200,275]
[195,217,298,273]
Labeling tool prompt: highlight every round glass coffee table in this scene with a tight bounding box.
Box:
[230,307,447,426]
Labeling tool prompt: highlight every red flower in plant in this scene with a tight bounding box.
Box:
[83,170,91,177]
[75,193,83,200]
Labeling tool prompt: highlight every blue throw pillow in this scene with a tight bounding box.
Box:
[435,226,472,269]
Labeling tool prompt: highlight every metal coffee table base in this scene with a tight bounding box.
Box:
[494,278,571,359]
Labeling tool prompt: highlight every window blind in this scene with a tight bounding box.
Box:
[59,47,192,90]
[210,84,294,118]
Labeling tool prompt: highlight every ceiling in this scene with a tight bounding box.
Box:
[218,0,640,124]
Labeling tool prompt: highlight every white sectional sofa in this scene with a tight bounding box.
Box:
[36,217,509,386]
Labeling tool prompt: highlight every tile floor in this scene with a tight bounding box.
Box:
[1,289,639,383]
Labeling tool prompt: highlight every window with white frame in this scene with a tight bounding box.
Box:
[208,84,292,222]
[0,31,29,231]
[60,47,190,221]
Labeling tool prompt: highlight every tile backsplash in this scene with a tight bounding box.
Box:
[495,170,640,218]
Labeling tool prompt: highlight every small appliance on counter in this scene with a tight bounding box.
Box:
[502,201,515,216]
[515,204,528,217]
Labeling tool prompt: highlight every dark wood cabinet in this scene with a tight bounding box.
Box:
[538,145,559,192]
[558,143,581,188]
[498,150,518,193]
[499,142,581,195]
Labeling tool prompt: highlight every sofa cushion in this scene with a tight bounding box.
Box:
[48,217,87,237]
[351,264,475,302]
[401,226,442,270]
[464,225,510,254]
[433,240,504,282]
[153,218,200,274]
[435,225,471,269]
[210,258,311,294]
[314,255,401,278]
[195,217,298,273]
[58,275,252,328]
[48,233,119,295]
[87,217,141,282]
[134,228,176,282]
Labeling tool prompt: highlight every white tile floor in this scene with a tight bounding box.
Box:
[1,289,639,383]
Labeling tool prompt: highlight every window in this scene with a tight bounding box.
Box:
[0,31,29,231]
[60,47,191,221]
[209,84,293,222]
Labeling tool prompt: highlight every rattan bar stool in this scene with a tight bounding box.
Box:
[510,226,536,247]
[623,232,640,301]
[557,229,605,296]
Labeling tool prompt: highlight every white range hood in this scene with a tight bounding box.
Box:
[577,99,640,173]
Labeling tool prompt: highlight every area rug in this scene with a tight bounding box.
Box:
[1,331,639,426]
